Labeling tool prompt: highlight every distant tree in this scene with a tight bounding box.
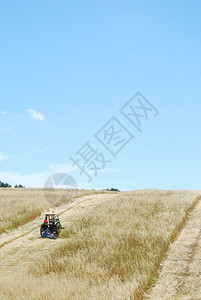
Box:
[106,188,120,192]
[0,180,11,188]
[14,184,25,188]
[110,188,120,192]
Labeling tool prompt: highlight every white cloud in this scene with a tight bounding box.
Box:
[0,163,77,187]
[48,163,77,173]
[1,111,8,115]
[0,167,86,188]
[28,109,45,121]
[0,126,12,133]
[0,153,7,161]
[0,171,49,188]
[35,148,48,154]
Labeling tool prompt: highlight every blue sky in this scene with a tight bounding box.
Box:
[0,0,201,190]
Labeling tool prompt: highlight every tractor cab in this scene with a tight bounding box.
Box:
[44,213,59,224]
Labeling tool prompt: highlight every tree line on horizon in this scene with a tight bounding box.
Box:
[0,180,120,191]
[0,180,25,188]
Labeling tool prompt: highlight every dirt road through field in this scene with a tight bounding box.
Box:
[144,199,201,300]
[0,193,117,280]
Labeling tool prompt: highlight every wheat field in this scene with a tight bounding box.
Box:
[0,188,111,234]
[0,189,200,299]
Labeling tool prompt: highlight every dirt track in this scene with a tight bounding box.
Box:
[0,193,117,280]
[144,200,201,300]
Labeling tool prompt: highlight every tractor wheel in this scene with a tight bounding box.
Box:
[56,223,61,235]
[40,226,44,237]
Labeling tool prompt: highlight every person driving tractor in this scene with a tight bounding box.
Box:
[43,218,48,230]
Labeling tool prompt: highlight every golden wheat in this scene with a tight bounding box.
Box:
[0,190,200,299]
[0,188,111,233]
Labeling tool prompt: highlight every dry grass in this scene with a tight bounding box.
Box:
[43,188,112,207]
[0,190,200,299]
[0,188,48,234]
[0,188,112,234]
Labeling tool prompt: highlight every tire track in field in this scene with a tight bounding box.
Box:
[144,198,201,300]
[0,196,95,249]
[0,193,117,278]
